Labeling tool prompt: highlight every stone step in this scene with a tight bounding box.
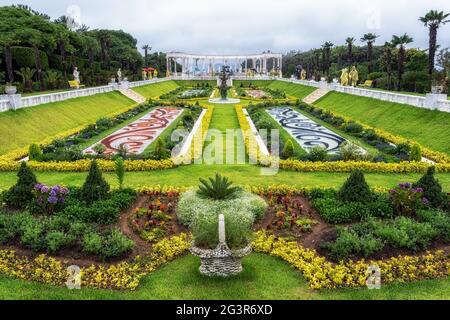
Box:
[302,88,330,104]
[119,89,146,104]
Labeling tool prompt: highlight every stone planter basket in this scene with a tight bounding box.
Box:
[190,214,252,277]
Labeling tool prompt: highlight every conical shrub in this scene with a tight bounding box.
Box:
[338,170,374,203]
[80,160,110,204]
[414,167,444,208]
[4,162,37,208]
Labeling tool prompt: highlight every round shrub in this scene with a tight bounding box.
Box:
[177,190,267,249]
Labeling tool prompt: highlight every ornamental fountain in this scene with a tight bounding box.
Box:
[208,66,241,104]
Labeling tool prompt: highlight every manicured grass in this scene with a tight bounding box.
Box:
[132,80,180,99]
[0,92,135,155]
[315,91,450,155]
[0,167,449,191]
[0,254,448,300]
[268,81,317,99]
[203,103,246,163]
[233,80,275,88]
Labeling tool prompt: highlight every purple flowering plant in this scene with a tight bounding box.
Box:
[33,183,69,214]
[389,182,428,216]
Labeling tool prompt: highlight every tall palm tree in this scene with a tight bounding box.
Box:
[383,42,394,90]
[392,33,414,91]
[142,44,151,67]
[361,33,379,73]
[322,42,334,79]
[15,67,36,92]
[419,10,450,81]
[346,37,355,65]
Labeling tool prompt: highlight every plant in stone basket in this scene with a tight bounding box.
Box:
[178,174,267,277]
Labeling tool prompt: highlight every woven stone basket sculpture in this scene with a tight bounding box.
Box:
[191,214,252,277]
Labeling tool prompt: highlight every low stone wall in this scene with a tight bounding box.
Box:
[281,78,450,113]
[0,78,170,112]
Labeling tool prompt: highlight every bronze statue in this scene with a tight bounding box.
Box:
[219,66,230,100]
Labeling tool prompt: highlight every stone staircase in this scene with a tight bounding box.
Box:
[119,88,146,104]
[302,88,330,104]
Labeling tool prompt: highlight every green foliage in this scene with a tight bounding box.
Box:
[115,157,125,189]
[373,217,438,250]
[92,144,107,155]
[338,170,374,203]
[322,227,383,261]
[307,146,328,162]
[28,143,42,161]
[414,167,445,208]
[409,144,422,162]
[282,139,295,159]
[4,162,37,209]
[197,174,240,200]
[338,142,364,161]
[83,229,134,260]
[12,46,48,70]
[177,190,266,249]
[79,160,110,204]
[151,138,170,160]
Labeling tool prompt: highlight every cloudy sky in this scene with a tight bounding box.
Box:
[1,0,449,54]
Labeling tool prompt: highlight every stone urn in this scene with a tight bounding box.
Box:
[5,85,17,95]
[190,214,252,277]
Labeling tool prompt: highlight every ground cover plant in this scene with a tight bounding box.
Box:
[31,102,202,162]
[0,161,136,261]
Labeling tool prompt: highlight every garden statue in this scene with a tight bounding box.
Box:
[301,69,307,80]
[117,68,123,83]
[340,68,349,86]
[349,66,359,87]
[141,69,147,81]
[219,66,230,100]
[154,70,158,78]
[73,67,80,85]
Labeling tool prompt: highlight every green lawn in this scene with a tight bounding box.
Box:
[0,254,448,300]
[132,80,180,98]
[268,81,317,99]
[203,103,246,163]
[0,167,449,191]
[0,92,135,155]
[314,91,450,155]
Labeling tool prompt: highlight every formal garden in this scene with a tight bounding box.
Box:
[0,4,449,301]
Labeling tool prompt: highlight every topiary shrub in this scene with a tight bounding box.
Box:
[28,143,42,161]
[338,170,374,204]
[79,160,110,204]
[4,162,37,209]
[282,139,295,160]
[409,144,422,162]
[413,167,444,209]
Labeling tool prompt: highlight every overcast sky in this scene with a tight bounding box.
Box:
[1,0,450,55]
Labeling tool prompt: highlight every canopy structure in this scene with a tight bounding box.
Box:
[166,52,283,78]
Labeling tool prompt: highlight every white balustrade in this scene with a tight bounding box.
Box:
[0,78,169,112]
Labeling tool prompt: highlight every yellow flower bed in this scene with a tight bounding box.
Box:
[0,233,190,291]
[236,104,450,173]
[306,105,450,164]
[174,105,214,164]
[253,231,450,289]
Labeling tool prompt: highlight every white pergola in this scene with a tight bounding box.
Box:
[166,52,283,78]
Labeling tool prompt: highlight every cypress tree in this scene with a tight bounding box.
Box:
[338,170,374,203]
[4,162,38,208]
[80,160,110,204]
[414,167,444,208]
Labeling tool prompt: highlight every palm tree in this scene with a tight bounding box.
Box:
[392,33,414,91]
[322,42,334,80]
[43,70,62,90]
[419,10,450,82]
[346,37,355,65]
[15,67,36,92]
[0,31,19,83]
[383,42,394,90]
[142,44,151,67]
[361,33,379,73]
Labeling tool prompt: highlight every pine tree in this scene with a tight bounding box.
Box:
[338,170,374,203]
[282,140,295,159]
[80,160,110,204]
[4,162,37,208]
[414,167,444,208]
